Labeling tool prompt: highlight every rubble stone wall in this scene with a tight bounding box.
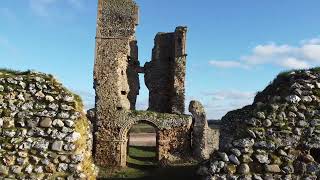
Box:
[119,111,193,166]
[200,68,320,179]
[207,122,221,157]
[0,70,96,179]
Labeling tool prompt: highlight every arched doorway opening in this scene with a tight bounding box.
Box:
[126,122,158,168]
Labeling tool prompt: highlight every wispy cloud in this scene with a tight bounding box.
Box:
[0,35,19,55]
[136,98,148,111]
[202,90,256,119]
[67,0,85,9]
[29,0,58,17]
[204,90,255,101]
[72,89,95,110]
[29,0,86,17]
[0,8,16,21]
[0,36,10,47]
[209,36,320,70]
[209,60,249,69]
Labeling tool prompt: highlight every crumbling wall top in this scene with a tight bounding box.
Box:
[96,0,139,38]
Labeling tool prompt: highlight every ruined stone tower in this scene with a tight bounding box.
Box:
[93,0,140,166]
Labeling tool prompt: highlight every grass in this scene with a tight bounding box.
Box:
[98,146,199,180]
[128,146,157,159]
[0,68,31,75]
[277,66,320,79]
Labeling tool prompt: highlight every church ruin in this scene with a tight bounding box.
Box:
[92,0,219,167]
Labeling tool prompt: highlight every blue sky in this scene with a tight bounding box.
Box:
[1,0,320,119]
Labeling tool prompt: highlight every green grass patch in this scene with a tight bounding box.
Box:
[98,164,199,180]
[128,146,156,159]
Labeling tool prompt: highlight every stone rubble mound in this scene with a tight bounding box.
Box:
[0,70,96,179]
[199,68,320,179]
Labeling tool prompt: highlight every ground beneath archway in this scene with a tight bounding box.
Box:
[98,132,199,180]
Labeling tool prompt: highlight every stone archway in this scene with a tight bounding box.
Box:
[119,119,161,167]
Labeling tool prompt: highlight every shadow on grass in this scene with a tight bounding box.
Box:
[128,146,156,155]
[99,165,200,180]
[127,162,157,170]
[128,156,156,162]
[98,145,201,180]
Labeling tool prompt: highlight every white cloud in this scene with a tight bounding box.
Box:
[277,57,310,69]
[253,44,293,57]
[301,37,320,45]
[302,44,320,61]
[210,36,320,70]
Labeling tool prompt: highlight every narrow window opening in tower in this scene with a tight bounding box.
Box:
[135,74,149,110]
[178,37,182,46]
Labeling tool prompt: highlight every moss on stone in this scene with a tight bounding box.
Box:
[128,110,191,121]
[72,93,97,179]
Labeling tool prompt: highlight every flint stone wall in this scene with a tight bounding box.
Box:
[0,70,96,179]
[93,110,193,167]
[144,27,187,114]
[207,122,220,158]
[124,111,193,163]
[93,0,140,166]
[199,68,320,179]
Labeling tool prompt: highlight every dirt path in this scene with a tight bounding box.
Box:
[129,133,156,147]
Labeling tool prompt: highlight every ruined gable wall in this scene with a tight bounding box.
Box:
[172,27,187,114]
[145,32,175,113]
[93,0,139,166]
[0,70,95,179]
[123,111,193,164]
[145,27,187,114]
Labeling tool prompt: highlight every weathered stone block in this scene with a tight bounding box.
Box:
[52,141,64,152]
